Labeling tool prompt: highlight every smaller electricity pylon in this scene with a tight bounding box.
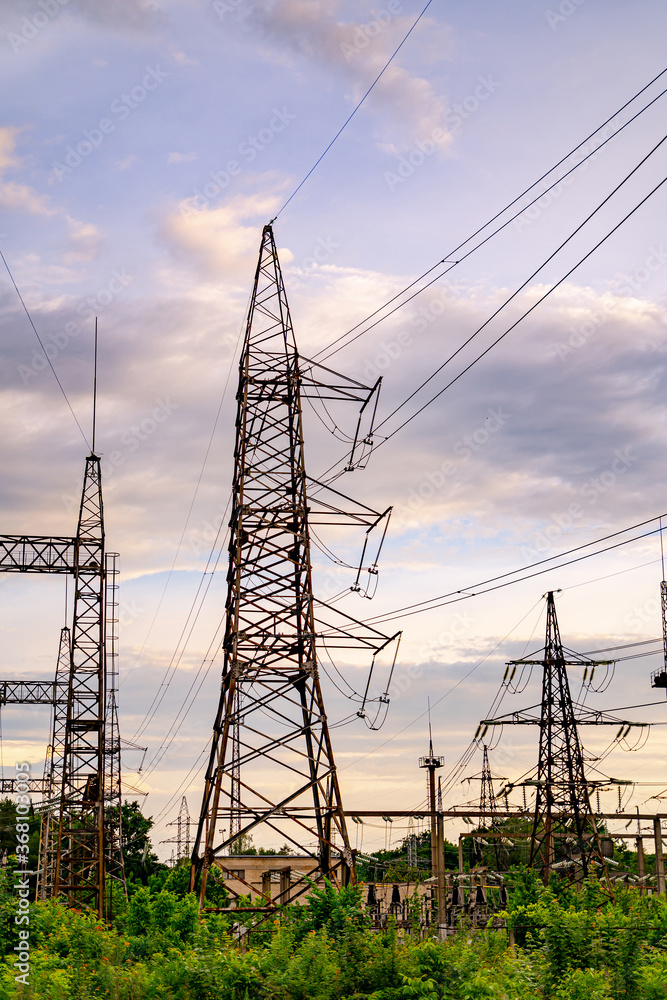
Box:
[37,626,71,900]
[162,796,192,863]
[480,591,646,884]
[476,745,508,870]
[650,524,667,693]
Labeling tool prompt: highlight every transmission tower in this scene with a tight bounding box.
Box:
[163,796,192,862]
[190,224,399,908]
[650,525,667,691]
[0,451,124,916]
[37,626,71,900]
[477,745,507,869]
[480,591,646,883]
[53,454,107,913]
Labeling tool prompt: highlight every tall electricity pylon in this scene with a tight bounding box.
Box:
[190,224,398,907]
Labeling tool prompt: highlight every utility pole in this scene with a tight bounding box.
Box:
[419,723,444,924]
[189,224,398,909]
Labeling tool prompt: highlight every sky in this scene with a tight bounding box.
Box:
[1,0,667,861]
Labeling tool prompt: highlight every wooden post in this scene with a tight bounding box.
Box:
[458,834,464,874]
[654,818,665,894]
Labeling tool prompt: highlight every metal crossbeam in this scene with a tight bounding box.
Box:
[0,679,68,705]
[0,535,76,573]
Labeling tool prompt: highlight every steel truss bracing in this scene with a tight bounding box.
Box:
[481,591,646,883]
[55,454,106,914]
[103,553,126,904]
[476,745,508,870]
[0,453,125,917]
[163,796,192,862]
[191,224,399,908]
[37,626,71,900]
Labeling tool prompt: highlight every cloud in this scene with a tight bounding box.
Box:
[168,151,198,164]
[117,154,139,170]
[158,190,282,279]
[0,126,55,217]
[236,0,452,153]
[67,0,166,34]
[64,216,105,263]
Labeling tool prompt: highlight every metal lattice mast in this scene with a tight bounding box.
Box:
[229,688,242,846]
[661,580,667,672]
[37,625,71,900]
[162,795,192,862]
[478,745,507,869]
[54,454,106,915]
[190,225,356,905]
[103,552,126,904]
[528,592,604,879]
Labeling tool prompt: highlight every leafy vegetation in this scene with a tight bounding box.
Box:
[1,863,667,998]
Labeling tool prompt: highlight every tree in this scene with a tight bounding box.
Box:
[113,800,165,885]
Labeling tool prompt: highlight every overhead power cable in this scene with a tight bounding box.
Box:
[376,160,667,444]
[273,0,434,220]
[1,251,91,450]
[314,66,667,363]
[340,513,667,629]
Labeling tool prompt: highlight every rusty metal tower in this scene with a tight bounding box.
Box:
[190,224,398,908]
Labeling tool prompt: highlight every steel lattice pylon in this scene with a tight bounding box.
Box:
[480,592,648,885]
[528,592,605,878]
[0,452,125,917]
[477,745,507,869]
[190,225,396,907]
[37,626,71,900]
[54,454,106,914]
